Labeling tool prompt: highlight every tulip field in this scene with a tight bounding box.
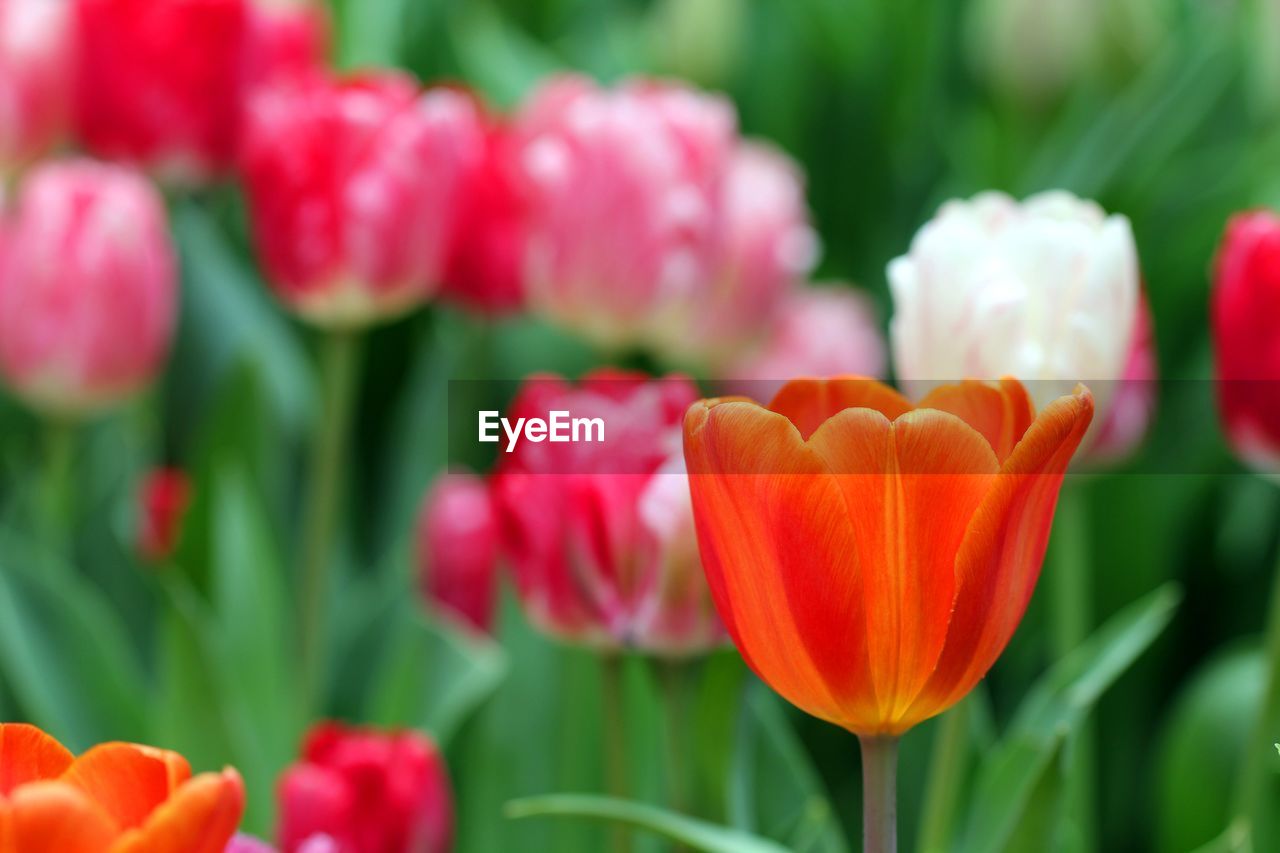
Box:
[3,0,1280,851]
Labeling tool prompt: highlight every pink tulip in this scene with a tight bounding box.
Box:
[517,75,813,362]
[137,467,193,564]
[491,371,726,656]
[0,0,74,175]
[74,0,250,184]
[417,473,500,634]
[242,73,484,329]
[722,285,886,399]
[1086,291,1157,463]
[226,836,277,853]
[0,159,177,414]
[278,722,452,853]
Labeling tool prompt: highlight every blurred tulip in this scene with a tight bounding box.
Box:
[968,0,1102,104]
[517,75,813,363]
[723,284,886,398]
[492,371,726,656]
[242,73,484,329]
[417,472,500,634]
[278,722,452,853]
[889,190,1142,452]
[74,0,249,184]
[227,836,278,853]
[683,377,1094,736]
[0,159,177,415]
[0,721,244,851]
[439,119,527,315]
[1212,210,1280,472]
[0,0,74,176]
[137,467,192,564]
[649,0,745,87]
[244,0,328,88]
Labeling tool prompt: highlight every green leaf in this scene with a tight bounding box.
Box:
[960,584,1181,853]
[0,531,147,751]
[506,794,792,853]
[729,686,850,853]
[367,602,507,745]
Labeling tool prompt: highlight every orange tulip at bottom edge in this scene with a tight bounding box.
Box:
[0,722,244,853]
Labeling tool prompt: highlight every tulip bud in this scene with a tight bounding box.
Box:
[491,371,726,656]
[0,160,177,415]
[417,473,499,634]
[1212,211,1280,472]
[137,467,192,564]
[74,0,250,184]
[0,0,74,176]
[520,75,799,358]
[278,722,453,853]
[244,0,328,88]
[723,284,886,399]
[889,190,1143,454]
[242,74,485,329]
[439,119,527,315]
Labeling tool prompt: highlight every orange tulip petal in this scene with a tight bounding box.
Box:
[685,400,871,726]
[907,387,1095,726]
[0,724,74,795]
[806,408,998,732]
[917,378,1035,464]
[62,743,192,830]
[768,376,914,440]
[0,781,120,853]
[110,769,244,853]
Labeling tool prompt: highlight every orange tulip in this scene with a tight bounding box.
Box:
[0,723,244,853]
[682,376,1094,737]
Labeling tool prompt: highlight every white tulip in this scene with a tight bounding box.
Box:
[888,190,1139,418]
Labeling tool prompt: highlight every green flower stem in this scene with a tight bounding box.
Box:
[860,735,899,853]
[1049,479,1097,849]
[916,701,970,853]
[655,659,694,817]
[297,329,361,708]
[1230,532,1280,843]
[41,420,76,556]
[601,654,632,853]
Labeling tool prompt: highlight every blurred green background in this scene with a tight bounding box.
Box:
[3,0,1280,850]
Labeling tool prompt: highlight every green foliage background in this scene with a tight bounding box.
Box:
[2,1,1279,851]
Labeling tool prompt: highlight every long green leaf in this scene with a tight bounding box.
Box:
[506,794,791,853]
[960,584,1181,853]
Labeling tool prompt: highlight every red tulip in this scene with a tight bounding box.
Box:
[278,722,452,853]
[74,0,250,184]
[0,0,74,175]
[241,73,484,329]
[492,371,726,656]
[137,468,192,564]
[1213,211,1280,471]
[417,473,499,634]
[0,159,177,415]
[439,120,527,315]
[0,722,245,852]
[244,0,327,88]
[683,377,1093,735]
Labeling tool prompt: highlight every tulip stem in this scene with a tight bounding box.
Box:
[601,654,632,853]
[655,660,693,816]
[1230,531,1280,843]
[859,735,899,853]
[41,420,76,556]
[916,700,970,853]
[297,330,361,708]
[1049,479,1097,848]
